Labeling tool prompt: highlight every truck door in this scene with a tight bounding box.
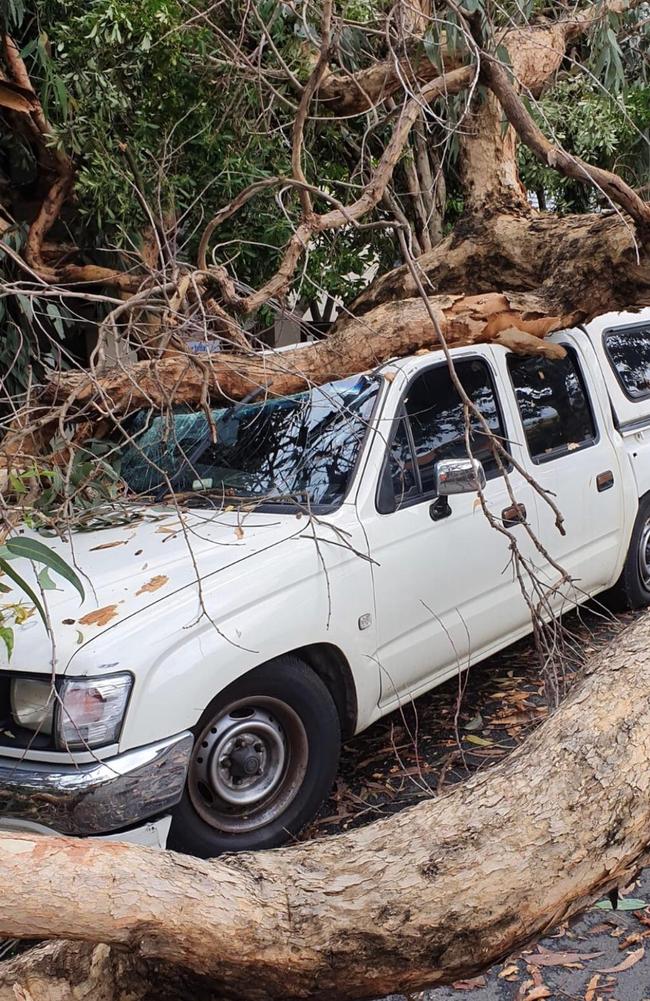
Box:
[499,338,627,602]
[359,353,539,705]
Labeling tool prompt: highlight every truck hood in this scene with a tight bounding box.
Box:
[1,505,303,672]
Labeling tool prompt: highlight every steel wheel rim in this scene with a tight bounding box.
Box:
[639,519,650,589]
[188,696,309,833]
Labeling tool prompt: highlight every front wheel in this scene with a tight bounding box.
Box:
[168,656,341,856]
[604,495,650,611]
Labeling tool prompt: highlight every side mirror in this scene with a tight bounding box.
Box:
[434,457,486,496]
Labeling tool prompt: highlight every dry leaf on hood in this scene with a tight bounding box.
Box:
[78,605,119,627]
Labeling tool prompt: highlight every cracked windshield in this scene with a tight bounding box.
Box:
[119,374,379,506]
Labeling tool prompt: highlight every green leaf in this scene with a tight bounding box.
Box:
[37,566,58,591]
[5,537,85,602]
[465,734,494,746]
[595,897,646,911]
[0,627,14,661]
[0,558,47,623]
[495,43,511,69]
[8,473,27,495]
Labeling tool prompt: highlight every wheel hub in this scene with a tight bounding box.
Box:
[229,744,262,778]
[196,710,288,809]
[187,695,309,834]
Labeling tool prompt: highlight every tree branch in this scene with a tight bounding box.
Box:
[316,0,646,113]
[484,55,650,233]
[201,65,473,315]
[291,0,333,217]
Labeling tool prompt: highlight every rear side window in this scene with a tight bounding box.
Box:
[379,358,507,511]
[604,324,650,400]
[507,349,596,462]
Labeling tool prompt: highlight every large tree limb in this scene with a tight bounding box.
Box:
[484,56,650,232]
[2,210,648,482]
[315,0,646,114]
[11,289,570,429]
[3,612,650,999]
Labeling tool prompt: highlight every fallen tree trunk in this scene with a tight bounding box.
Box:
[2,611,650,1001]
[2,209,648,475]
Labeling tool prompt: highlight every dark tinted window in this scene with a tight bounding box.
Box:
[604,324,650,399]
[403,359,506,493]
[380,359,506,510]
[508,350,596,461]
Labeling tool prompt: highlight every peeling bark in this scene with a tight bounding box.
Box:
[2,612,650,999]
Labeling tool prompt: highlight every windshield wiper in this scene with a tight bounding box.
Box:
[182,489,310,509]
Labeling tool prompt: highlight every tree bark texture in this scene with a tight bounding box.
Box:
[2,611,650,1000]
[20,211,650,408]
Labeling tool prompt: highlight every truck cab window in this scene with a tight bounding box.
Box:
[380,359,507,511]
[385,412,419,508]
[604,324,650,400]
[508,350,596,462]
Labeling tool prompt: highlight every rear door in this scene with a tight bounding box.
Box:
[497,338,627,603]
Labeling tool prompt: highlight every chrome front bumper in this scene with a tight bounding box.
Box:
[0,732,193,837]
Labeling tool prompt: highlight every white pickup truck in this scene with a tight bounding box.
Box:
[2,307,650,856]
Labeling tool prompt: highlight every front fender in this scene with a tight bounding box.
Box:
[75,527,379,750]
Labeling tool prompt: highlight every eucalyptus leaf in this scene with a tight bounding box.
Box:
[5,537,85,602]
[595,897,646,910]
[37,566,58,591]
[0,558,46,624]
[0,627,14,662]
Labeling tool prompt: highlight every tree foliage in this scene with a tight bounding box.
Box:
[3,0,643,312]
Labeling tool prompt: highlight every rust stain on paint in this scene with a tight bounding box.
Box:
[79,605,119,627]
[136,575,169,596]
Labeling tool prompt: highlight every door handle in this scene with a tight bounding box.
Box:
[596,470,614,492]
[502,502,527,527]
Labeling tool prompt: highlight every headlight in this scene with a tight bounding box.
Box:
[10,673,132,750]
[56,674,132,750]
[10,678,54,735]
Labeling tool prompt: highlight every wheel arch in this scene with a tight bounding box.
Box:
[282,642,358,739]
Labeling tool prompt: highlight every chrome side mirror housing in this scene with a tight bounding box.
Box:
[434,457,486,496]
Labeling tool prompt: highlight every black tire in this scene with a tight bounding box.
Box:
[604,495,650,611]
[168,656,341,857]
